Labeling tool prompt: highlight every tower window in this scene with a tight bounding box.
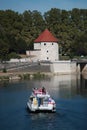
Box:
[52,43,54,45]
[47,50,48,53]
[44,43,46,45]
[47,57,49,59]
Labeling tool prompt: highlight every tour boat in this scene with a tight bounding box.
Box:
[27,87,56,112]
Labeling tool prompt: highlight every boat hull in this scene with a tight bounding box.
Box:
[27,87,56,113]
[27,102,56,113]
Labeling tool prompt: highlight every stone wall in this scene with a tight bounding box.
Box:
[40,42,59,61]
[50,61,76,74]
[26,42,59,62]
[26,50,40,61]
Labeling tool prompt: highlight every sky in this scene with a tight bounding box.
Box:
[0,0,87,14]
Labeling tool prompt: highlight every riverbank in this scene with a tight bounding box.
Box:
[0,72,52,81]
[1,62,87,81]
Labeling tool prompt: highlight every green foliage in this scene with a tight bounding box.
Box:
[8,52,21,59]
[18,74,30,80]
[59,55,70,60]
[0,39,9,61]
[71,31,87,56]
[3,68,7,73]
[0,76,9,80]
[0,8,87,61]
[33,72,45,79]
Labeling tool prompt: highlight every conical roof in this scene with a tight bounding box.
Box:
[34,29,58,43]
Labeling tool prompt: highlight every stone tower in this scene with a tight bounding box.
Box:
[34,29,59,61]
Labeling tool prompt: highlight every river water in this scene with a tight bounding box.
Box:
[0,75,87,130]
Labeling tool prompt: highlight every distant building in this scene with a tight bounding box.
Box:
[26,29,59,61]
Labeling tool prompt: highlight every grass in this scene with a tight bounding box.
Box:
[0,76,9,81]
[33,72,45,79]
[0,72,49,81]
[18,72,47,80]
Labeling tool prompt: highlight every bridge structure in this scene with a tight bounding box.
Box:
[76,60,87,73]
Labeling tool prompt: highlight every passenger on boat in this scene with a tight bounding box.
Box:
[42,87,46,94]
[32,87,46,95]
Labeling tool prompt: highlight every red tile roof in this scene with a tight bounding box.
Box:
[34,29,58,43]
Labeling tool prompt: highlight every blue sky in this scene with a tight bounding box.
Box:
[0,0,87,14]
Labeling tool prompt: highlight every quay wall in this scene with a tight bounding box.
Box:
[0,60,77,81]
[50,61,77,74]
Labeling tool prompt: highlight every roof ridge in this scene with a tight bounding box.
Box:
[34,29,58,43]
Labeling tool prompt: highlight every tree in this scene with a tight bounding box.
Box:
[32,10,45,31]
[72,31,87,56]
[0,39,9,61]
[44,8,61,34]
[16,37,27,53]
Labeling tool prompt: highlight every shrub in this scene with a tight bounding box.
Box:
[8,52,21,59]
[3,68,7,73]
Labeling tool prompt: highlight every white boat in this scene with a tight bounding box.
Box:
[27,87,56,112]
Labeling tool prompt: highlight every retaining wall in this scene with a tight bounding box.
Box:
[50,61,76,74]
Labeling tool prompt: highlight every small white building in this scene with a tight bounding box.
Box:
[26,29,59,61]
[26,29,76,74]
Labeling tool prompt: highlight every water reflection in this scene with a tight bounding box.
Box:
[30,75,77,99]
[0,74,87,98]
[77,74,87,95]
[29,112,55,120]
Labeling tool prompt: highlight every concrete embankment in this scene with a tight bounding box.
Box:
[0,61,81,81]
[0,62,52,81]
